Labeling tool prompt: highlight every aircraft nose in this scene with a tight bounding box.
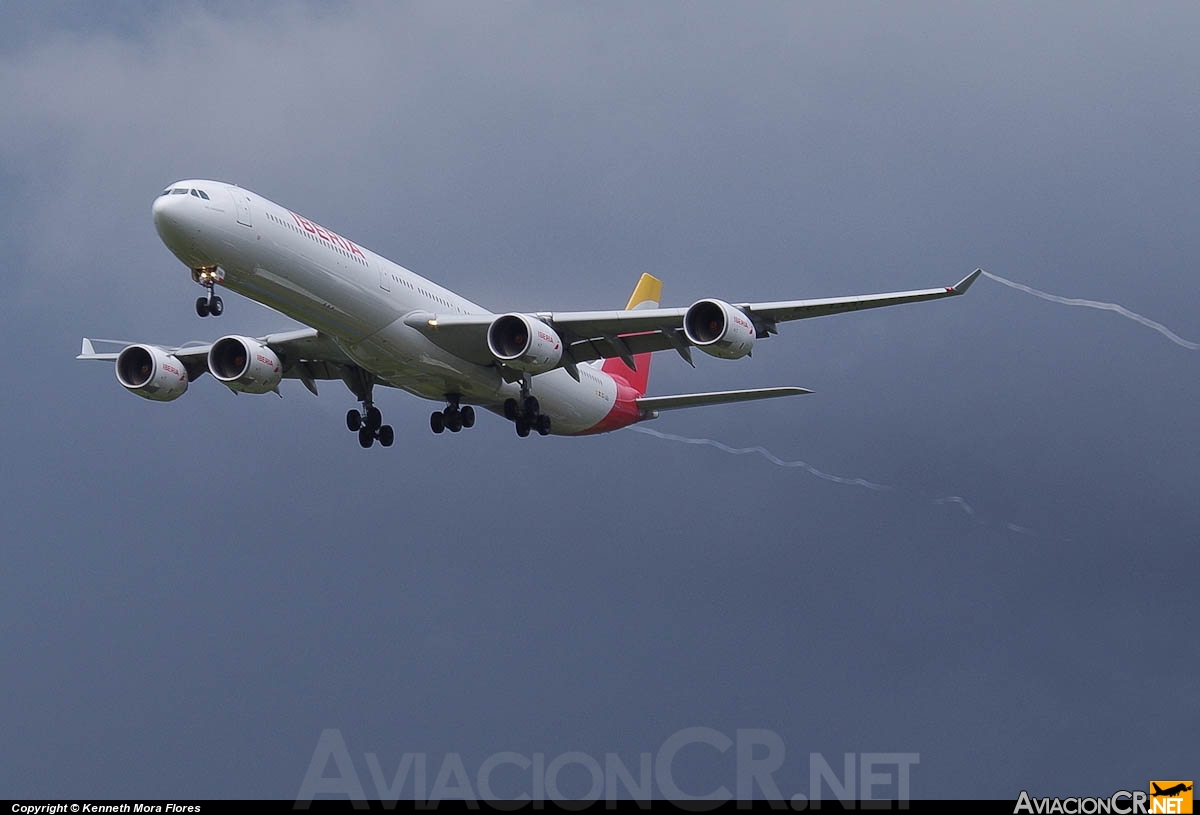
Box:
[152,188,196,247]
[151,186,212,268]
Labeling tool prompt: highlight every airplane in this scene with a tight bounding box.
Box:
[1152,783,1193,797]
[78,179,981,447]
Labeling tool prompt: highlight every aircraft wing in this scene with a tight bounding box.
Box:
[78,328,353,393]
[734,267,981,330]
[547,268,982,348]
[406,269,982,370]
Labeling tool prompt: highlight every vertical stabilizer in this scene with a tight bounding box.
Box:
[601,273,661,396]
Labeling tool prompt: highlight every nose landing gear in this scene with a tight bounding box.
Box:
[192,266,224,317]
[195,295,223,317]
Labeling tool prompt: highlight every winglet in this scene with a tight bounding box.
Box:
[80,338,96,358]
[950,268,983,294]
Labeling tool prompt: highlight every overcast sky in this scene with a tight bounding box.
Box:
[2,1,1197,802]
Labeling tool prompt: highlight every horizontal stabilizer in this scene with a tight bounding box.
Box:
[77,338,121,361]
[636,386,811,412]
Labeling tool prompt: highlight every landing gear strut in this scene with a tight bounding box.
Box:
[342,368,393,449]
[192,266,223,317]
[505,376,550,438]
[430,394,476,435]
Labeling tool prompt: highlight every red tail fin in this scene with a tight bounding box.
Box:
[601,273,662,397]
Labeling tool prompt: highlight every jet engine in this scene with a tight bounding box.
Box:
[683,299,757,359]
[487,314,563,374]
[115,344,189,402]
[208,336,283,394]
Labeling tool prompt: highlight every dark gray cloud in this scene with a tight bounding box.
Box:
[2,1,1197,801]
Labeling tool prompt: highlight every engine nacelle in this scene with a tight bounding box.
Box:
[115,344,189,402]
[208,335,283,394]
[487,314,563,374]
[683,299,757,359]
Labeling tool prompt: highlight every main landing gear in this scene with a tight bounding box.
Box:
[347,402,394,448]
[341,369,393,449]
[192,266,223,317]
[430,394,476,434]
[503,379,551,438]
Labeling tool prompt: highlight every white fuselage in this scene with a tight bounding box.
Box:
[151,179,630,435]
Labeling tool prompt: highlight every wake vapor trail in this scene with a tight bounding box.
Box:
[981,271,1199,350]
[628,426,892,490]
[932,496,976,517]
[627,426,1036,536]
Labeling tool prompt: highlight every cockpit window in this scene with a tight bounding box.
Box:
[160,186,208,198]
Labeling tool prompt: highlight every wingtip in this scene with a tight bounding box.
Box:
[78,338,95,358]
[951,268,983,294]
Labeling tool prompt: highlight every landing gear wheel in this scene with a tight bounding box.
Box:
[536,415,551,436]
[515,418,531,438]
[460,405,475,428]
[378,425,395,447]
[445,410,463,433]
[365,406,383,432]
[345,369,386,449]
[195,297,210,318]
[208,296,224,316]
[523,395,540,417]
[503,399,519,421]
[430,411,445,434]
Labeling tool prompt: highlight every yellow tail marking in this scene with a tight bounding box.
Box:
[625,273,663,310]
